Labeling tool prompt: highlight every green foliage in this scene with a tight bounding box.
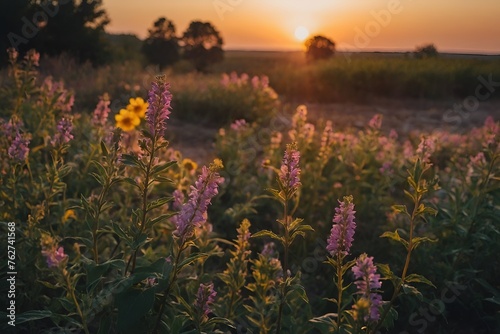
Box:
[172,72,279,125]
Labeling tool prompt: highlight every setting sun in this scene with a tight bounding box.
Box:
[294,26,309,41]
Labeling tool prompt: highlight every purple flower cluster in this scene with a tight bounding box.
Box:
[51,118,74,146]
[39,77,74,112]
[195,282,217,317]
[146,76,172,138]
[42,246,68,268]
[8,132,30,162]
[416,135,436,163]
[92,97,111,127]
[279,143,301,192]
[174,164,224,239]
[368,114,383,130]
[326,196,356,257]
[352,253,382,322]
[230,119,247,131]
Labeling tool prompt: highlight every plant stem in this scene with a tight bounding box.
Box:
[64,270,89,334]
[129,139,156,274]
[153,241,185,333]
[372,194,421,334]
[276,195,290,334]
[336,253,343,329]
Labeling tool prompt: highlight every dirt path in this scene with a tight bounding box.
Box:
[169,99,500,162]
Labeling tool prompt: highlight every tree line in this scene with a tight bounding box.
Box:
[1,1,224,72]
[142,18,224,72]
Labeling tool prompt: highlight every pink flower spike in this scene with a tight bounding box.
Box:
[279,143,301,192]
[352,253,382,322]
[43,246,68,268]
[8,132,30,162]
[326,196,356,257]
[146,75,172,138]
[195,283,217,317]
[174,161,224,240]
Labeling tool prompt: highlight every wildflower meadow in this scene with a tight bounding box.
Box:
[1,48,499,334]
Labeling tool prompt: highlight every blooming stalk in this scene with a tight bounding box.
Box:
[174,161,224,241]
[42,246,68,268]
[8,131,30,162]
[195,282,217,318]
[324,195,357,329]
[352,253,383,323]
[279,142,301,194]
[327,195,356,257]
[51,117,74,147]
[92,96,111,127]
[146,75,172,138]
[154,160,223,332]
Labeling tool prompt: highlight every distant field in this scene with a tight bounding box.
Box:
[212,50,500,103]
[7,49,498,116]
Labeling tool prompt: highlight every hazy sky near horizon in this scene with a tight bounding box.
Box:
[105,0,500,53]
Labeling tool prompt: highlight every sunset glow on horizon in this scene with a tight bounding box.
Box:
[104,0,500,54]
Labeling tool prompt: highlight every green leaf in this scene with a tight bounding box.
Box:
[121,154,142,168]
[147,213,176,228]
[16,310,52,324]
[37,280,61,289]
[289,218,304,231]
[123,177,139,188]
[392,204,408,214]
[100,141,109,156]
[402,284,423,301]
[309,313,338,326]
[86,260,126,291]
[153,175,174,183]
[116,288,155,331]
[411,236,438,250]
[404,189,415,202]
[151,161,177,176]
[131,233,151,249]
[146,197,172,212]
[380,306,398,329]
[206,316,235,328]
[380,230,409,249]
[252,229,283,242]
[485,296,500,306]
[179,252,208,269]
[112,222,132,244]
[268,188,285,202]
[405,273,436,288]
[92,161,107,179]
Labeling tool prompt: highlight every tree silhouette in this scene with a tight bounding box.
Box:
[414,43,439,59]
[142,17,180,69]
[0,0,31,66]
[305,35,336,61]
[1,0,111,66]
[182,21,224,72]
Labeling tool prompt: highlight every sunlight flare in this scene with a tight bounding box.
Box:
[294,26,309,41]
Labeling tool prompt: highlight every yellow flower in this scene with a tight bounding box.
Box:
[115,109,140,132]
[127,97,148,119]
[211,158,224,170]
[182,158,198,175]
[62,209,76,223]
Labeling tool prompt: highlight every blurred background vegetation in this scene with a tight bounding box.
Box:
[1,0,500,123]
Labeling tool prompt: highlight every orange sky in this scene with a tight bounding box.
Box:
[104,0,500,53]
